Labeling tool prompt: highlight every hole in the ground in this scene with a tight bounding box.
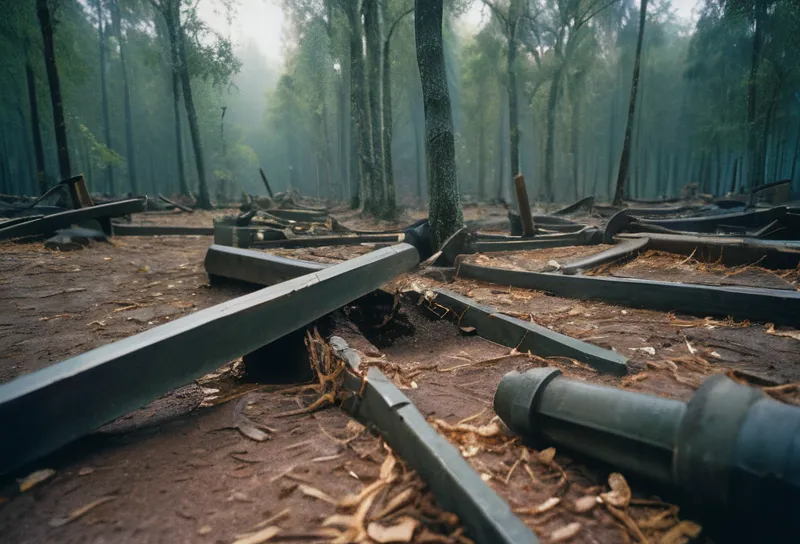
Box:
[241,316,333,384]
[344,290,416,349]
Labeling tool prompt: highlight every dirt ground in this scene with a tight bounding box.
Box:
[1,207,799,543]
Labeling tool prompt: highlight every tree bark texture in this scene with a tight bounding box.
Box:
[613,0,648,206]
[344,0,373,210]
[111,0,138,194]
[415,0,463,246]
[25,60,46,193]
[95,0,115,194]
[162,4,188,196]
[36,0,71,181]
[174,5,211,209]
[746,1,765,192]
[364,0,385,213]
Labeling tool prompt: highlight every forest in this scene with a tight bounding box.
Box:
[1,0,799,224]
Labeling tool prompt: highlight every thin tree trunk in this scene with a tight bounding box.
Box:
[570,78,581,200]
[25,60,47,193]
[544,61,565,201]
[745,1,765,192]
[174,7,211,209]
[507,4,520,177]
[36,0,71,181]
[477,111,486,200]
[612,0,648,206]
[162,5,188,196]
[111,0,138,194]
[415,0,463,246]
[344,0,373,210]
[95,0,115,193]
[381,7,411,218]
[364,0,384,213]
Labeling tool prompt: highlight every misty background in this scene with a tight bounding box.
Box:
[1,0,797,208]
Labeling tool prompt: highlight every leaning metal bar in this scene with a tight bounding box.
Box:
[112,224,214,236]
[0,243,420,474]
[457,261,800,326]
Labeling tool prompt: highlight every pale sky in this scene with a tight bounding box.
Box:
[198,0,700,67]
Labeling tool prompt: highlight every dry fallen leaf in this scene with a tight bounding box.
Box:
[372,487,416,520]
[49,496,116,527]
[299,484,338,505]
[197,525,212,535]
[600,473,631,508]
[232,525,281,544]
[572,496,598,514]
[19,469,56,492]
[536,447,556,466]
[78,467,94,476]
[515,497,560,515]
[367,517,419,543]
[659,520,702,544]
[551,522,582,542]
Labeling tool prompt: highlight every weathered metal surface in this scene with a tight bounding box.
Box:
[634,206,787,233]
[617,232,800,268]
[212,223,287,248]
[0,198,146,241]
[112,224,214,236]
[342,366,539,544]
[561,237,649,275]
[262,208,328,222]
[204,244,325,286]
[495,369,683,485]
[0,244,420,474]
[251,233,404,249]
[457,261,800,326]
[427,289,628,375]
[472,227,602,252]
[495,369,800,538]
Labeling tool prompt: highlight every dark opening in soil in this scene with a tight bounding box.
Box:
[343,290,416,349]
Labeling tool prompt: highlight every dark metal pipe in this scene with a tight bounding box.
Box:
[495,369,800,534]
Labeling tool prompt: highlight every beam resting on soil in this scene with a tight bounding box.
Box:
[0,243,420,474]
[616,232,800,268]
[561,237,649,275]
[427,289,628,375]
[0,198,146,241]
[204,244,325,286]
[342,366,539,544]
[112,224,214,236]
[457,261,800,327]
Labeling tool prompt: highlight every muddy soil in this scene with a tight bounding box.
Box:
[2,208,799,543]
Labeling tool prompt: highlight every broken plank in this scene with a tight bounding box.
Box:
[0,243,421,474]
[561,237,649,275]
[342,366,538,544]
[204,244,325,286]
[472,228,601,253]
[457,261,800,327]
[427,289,628,375]
[0,198,145,241]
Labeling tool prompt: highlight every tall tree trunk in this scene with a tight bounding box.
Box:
[111,0,138,194]
[507,5,520,177]
[746,0,765,192]
[36,0,71,181]
[612,0,648,206]
[544,62,565,201]
[570,76,581,200]
[163,5,188,196]
[413,101,425,203]
[25,60,47,193]
[95,0,115,194]
[382,7,411,218]
[415,0,463,246]
[477,109,486,200]
[176,25,210,207]
[337,73,350,201]
[364,0,384,213]
[344,0,373,210]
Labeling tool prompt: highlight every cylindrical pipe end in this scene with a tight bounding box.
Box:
[494,368,561,436]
